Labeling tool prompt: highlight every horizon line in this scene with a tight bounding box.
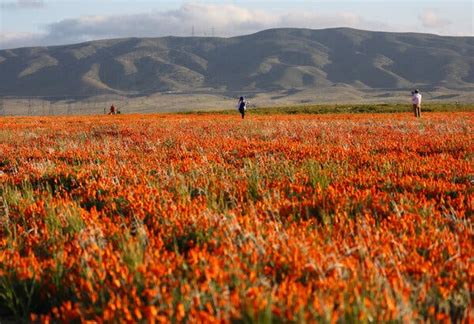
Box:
[1,26,473,51]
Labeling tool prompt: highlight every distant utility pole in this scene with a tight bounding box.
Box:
[192,25,195,37]
[0,99,4,116]
[27,99,32,116]
[48,101,54,115]
[212,27,215,37]
[67,102,72,115]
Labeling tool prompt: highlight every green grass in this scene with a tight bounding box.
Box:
[186,103,474,115]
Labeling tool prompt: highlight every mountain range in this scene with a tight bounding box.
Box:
[1,28,473,98]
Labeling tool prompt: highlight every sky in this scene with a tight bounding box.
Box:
[0,0,473,49]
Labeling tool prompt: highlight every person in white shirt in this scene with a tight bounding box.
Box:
[411,89,422,118]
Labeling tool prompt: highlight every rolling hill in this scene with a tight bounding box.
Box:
[0,28,473,98]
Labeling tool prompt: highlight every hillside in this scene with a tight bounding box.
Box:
[0,28,473,98]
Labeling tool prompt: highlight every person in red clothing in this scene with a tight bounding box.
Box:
[108,104,116,115]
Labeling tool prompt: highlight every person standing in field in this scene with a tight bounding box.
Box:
[411,89,422,118]
[237,96,246,119]
[109,104,116,115]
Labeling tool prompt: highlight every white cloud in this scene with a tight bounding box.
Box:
[419,9,451,29]
[42,3,280,43]
[0,32,45,49]
[1,0,45,9]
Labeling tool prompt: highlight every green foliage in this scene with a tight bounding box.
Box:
[189,103,474,115]
[244,160,262,202]
[305,160,330,190]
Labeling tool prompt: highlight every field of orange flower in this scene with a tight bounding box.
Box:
[0,112,472,322]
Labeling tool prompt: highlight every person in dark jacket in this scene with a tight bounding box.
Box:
[237,96,246,119]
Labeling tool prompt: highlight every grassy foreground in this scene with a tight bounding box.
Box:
[0,112,472,322]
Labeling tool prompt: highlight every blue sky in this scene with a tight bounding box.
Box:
[1,0,472,49]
